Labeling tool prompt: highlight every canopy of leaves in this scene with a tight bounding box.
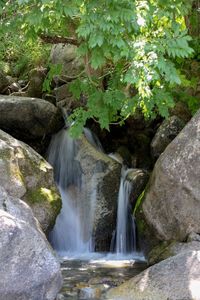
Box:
[0,0,195,136]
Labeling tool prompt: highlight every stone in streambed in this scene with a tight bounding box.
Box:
[107,250,200,300]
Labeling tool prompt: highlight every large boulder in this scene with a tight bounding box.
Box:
[0,187,62,300]
[0,129,61,233]
[0,95,63,142]
[107,250,200,300]
[136,109,200,252]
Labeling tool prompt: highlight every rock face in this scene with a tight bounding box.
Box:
[0,187,62,300]
[0,129,61,233]
[107,250,200,300]
[0,95,63,141]
[126,169,149,209]
[148,239,200,265]
[136,109,200,251]
[151,115,186,160]
[76,135,122,251]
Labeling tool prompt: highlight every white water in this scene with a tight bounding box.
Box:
[48,128,100,254]
[112,168,137,255]
[48,129,142,260]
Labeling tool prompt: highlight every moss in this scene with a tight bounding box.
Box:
[25,187,61,206]
[148,241,176,265]
[134,189,145,214]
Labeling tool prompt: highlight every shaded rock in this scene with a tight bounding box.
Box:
[116,146,132,166]
[107,250,200,300]
[151,115,186,159]
[76,135,121,251]
[0,187,62,300]
[0,95,64,141]
[187,232,200,243]
[0,70,9,93]
[136,109,200,253]
[0,129,61,233]
[148,240,200,265]
[126,169,149,209]
[170,101,192,123]
[27,67,47,98]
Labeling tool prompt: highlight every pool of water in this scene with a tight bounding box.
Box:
[56,253,146,300]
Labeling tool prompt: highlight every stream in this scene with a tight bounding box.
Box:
[57,254,146,300]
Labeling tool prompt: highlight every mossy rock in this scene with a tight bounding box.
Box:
[0,129,61,233]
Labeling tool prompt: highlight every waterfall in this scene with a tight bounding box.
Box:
[112,168,136,255]
[47,128,102,254]
[48,128,138,257]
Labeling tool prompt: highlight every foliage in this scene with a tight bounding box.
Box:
[0,29,50,77]
[0,0,196,136]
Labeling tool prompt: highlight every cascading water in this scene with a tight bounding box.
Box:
[48,127,139,259]
[48,128,102,254]
[111,167,137,255]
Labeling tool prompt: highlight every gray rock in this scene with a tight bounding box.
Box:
[0,129,61,233]
[50,44,84,78]
[137,109,200,250]
[0,95,63,140]
[126,169,149,209]
[76,135,121,251]
[148,240,200,265]
[78,286,102,299]
[107,250,200,300]
[151,115,186,159]
[0,187,62,300]
[187,232,200,243]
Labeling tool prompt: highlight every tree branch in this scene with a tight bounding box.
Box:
[40,34,79,46]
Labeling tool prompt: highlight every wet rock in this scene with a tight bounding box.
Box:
[126,169,149,209]
[151,115,186,160]
[0,187,62,300]
[136,109,200,253]
[0,129,61,233]
[107,250,200,300]
[0,95,64,141]
[76,135,121,251]
[78,286,102,299]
